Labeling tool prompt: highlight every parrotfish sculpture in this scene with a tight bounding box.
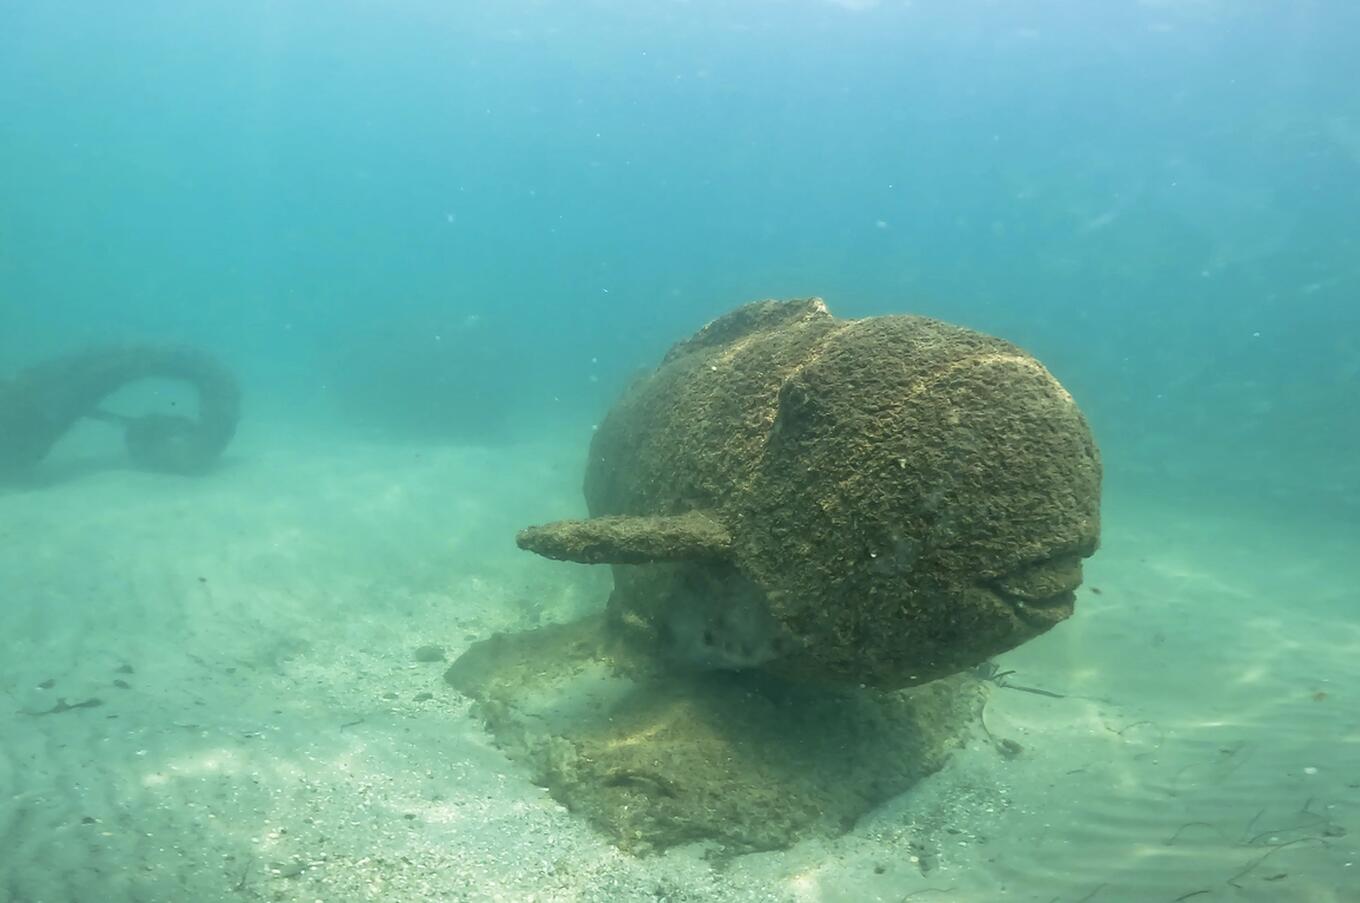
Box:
[448,297,1101,852]
[517,297,1101,688]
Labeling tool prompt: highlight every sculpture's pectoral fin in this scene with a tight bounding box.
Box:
[515,510,732,564]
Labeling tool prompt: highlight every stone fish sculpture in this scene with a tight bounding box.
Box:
[518,297,1101,688]
[446,297,1100,852]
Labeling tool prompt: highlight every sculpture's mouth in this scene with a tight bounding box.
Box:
[987,551,1086,630]
[991,585,1076,629]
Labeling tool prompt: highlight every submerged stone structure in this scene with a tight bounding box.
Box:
[0,344,240,477]
[446,616,986,854]
[449,297,1100,852]
[519,298,1101,689]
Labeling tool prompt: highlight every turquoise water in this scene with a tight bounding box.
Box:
[5,1,1356,502]
[2,3,1357,901]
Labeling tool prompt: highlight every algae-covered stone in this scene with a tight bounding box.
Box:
[519,298,1100,689]
[449,298,1082,853]
[446,616,986,854]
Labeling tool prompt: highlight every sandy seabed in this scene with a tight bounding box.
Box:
[1,426,1356,903]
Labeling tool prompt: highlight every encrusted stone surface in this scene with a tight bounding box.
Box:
[446,617,987,854]
[522,298,1101,689]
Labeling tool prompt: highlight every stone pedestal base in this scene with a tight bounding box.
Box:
[445,617,986,854]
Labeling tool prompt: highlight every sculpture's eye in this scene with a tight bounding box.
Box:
[774,377,818,437]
